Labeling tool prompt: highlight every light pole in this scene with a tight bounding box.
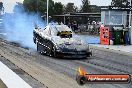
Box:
[129,0,131,28]
[128,0,132,44]
[47,0,49,25]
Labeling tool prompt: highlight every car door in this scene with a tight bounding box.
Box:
[43,26,53,53]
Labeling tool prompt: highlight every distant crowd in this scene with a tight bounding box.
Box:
[68,21,78,32]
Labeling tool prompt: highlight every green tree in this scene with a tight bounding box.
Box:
[54,2,64,15]
[23,0,38,12]
[64,3,77,13]
[80,0,91,12]
[13,2,24,13]
[23,0,55,16]
[111,0,129,6]
[48,0,55,16]
[0,2,3,12]
[90,5,101,13]
[0,2,3,10]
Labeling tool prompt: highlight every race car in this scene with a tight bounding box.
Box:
[33,23,92,58]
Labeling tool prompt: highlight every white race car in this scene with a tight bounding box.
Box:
[33,24,92,58]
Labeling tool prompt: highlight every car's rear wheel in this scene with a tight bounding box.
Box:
[47,43,57,57]
[37,43,40,53]
[37,43,44,54]
[46,43,53,57]
[52,46,56,57]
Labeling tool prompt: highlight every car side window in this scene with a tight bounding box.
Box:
[50,26,58,36]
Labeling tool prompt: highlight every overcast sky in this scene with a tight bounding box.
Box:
[2,0,112,13]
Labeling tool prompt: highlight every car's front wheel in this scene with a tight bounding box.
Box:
[76,75,86,85]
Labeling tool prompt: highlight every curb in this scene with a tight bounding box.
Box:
[89,45,132,57]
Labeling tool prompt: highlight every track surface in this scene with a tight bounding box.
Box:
[0,38,131,88]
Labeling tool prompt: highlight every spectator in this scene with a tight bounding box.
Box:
[68,22,71,28]
[73,21,78,32]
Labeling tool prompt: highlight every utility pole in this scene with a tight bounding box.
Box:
[47,0,49,25]
[129,0,131,28]
[128,0,132,44]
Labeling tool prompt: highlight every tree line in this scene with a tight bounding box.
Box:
[22,0,91,16]
[0,0,131,23]
[22,0,131,15]
[0,0,131,15]
[20,0,132,23]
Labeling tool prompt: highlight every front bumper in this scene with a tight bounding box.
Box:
[56,50,92,58]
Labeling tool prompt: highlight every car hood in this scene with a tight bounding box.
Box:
[52,36,88,51]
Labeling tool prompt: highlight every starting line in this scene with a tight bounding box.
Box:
[0,61,32,88]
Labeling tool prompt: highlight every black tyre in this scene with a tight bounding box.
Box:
[76,75,86,85]
[52,46,57,57]
[37,43,40,52]
[37,43,39,52]
[37,43,44,54]
[46,43,53,56]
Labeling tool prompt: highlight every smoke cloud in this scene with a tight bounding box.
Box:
[3,5,45,49]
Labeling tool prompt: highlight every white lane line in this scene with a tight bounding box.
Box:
[0,61,32,88]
